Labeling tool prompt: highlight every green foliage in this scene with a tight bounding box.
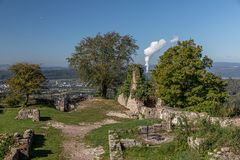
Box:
[6,63,46,107]
[2,93,22,107]
[192,118,240,154]
[67,32,139,98]
[174,118,240,156]
[0,135,14,160]
[152,40,228,113]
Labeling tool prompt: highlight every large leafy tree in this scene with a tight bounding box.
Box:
[152,40,228,113]
[67,32,139,98]
[6,63,46,107]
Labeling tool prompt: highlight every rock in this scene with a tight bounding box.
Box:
[108,130,123,160]
[13,132,20,138]
[23,129,34,139]
[221,147,230,152]
[120,139,142,148]
[16,108,40,122]
[32,109,40,122]
[187,137,205,150]
[117,93,128,107]
[4,129,35,160]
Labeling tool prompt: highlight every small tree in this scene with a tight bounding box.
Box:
[6,63,46,107]
[67,32,139,98]
[152,40,228,113]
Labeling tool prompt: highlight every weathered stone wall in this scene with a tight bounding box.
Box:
[118,70,144,114]
[117,69,240,128]
[16,108,40,122]
[208,147,240,160]
[55,95,87,112]
[4,129,34,160]
[108,130,123,160]
[187,137,205,150]
[117,93,128,107]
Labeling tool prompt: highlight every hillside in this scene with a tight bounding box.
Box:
[1,62,240,80]
[0,66,77,80]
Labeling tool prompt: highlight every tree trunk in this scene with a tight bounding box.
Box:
[101,84,108,98]
[24,94,29,107]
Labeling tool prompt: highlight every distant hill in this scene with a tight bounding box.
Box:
[210,62,240,79]
[148,62,240,79]
[1,62,240,80]
[0,65,78,80]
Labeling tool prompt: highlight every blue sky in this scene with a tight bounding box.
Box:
[0,0,240,66]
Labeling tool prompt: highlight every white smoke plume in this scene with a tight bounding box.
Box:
[144,39,166,73]
[170,36,179,45]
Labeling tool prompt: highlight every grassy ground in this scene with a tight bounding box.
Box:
[124,144,204,160]
[2,98,238,159]
[0,98,127,159]
[40,98,126,125]
[0,108,64,160]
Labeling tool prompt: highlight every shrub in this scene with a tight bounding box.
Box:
[0,135,14,159]
[3,94,22,107]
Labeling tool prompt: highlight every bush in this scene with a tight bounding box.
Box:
[0,135,14,159]
[3,94,22,107]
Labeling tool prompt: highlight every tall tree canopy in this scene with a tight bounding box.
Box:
[152,40,228,113]
[6,63,46,107]
[67,32,139,97]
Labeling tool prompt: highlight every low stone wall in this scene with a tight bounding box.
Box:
[4,129,34,160]
[55,95,87,112]
[187,137,205,150]
[108,123,174,159]
[108,130,123,160]
[118,96,240,128]
[16,108,40,122]
[208,147,240,160]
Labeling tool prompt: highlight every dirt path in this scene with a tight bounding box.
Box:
[47,119,117,160]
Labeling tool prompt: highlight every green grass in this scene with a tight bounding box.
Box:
[84,118,205,160]
[39,98,126,125]
[124,143,205,160]
[0,98,127,159]
[0,108,64,160]
[84,119,161,159]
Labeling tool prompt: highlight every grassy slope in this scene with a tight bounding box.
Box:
[0,108,63,160]
[0,98,127,160]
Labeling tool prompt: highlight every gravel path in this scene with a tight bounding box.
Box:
[47,119,117,160]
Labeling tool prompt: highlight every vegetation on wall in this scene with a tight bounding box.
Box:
[152,40,228,114]
[119,64,155,105]
[0,135,14,159]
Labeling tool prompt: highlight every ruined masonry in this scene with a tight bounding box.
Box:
[4,129,34,160]
[16,108,40,122]
[118,69,240,128]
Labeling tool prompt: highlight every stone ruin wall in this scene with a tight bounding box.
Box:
[16,108,40,122]
[118,69,240,128]
[4,129,34,160]
[55,95,88,112]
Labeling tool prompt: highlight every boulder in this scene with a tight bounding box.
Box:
[16,108,40,122]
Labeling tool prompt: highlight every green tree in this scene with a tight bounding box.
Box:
[6,63,46,107]
[152,40,228,113]
[67,32,139,98]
